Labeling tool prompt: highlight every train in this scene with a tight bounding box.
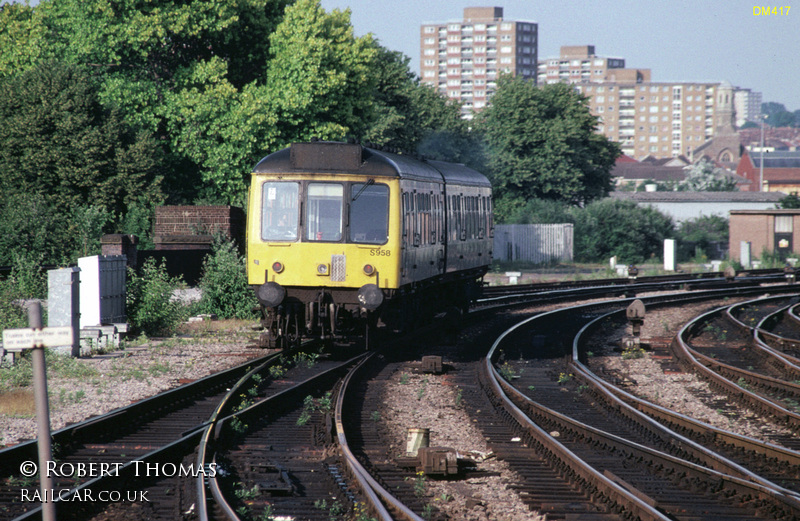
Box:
[246,140,493,348]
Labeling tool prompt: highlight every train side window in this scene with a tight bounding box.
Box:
[349,182,389,244]
[402,192,409,247]
[306,183,343,241]
[261,181,299,242]
[411,192,422,246]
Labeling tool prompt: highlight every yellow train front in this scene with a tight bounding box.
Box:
[247,141,492,348]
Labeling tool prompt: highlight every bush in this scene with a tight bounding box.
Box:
[573,199,675,264]
[196,236,258,319]
[675,215,729,262]
[0,252,47,332]
[126,258,186,337]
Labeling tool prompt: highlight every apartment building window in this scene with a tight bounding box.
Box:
[423,70,435,78]
[424,59,435,66]
[501,35,512,41]
[501,22,513,30]
[500,47,512,54]
[475,24,485,30]
[447,35,460,42]
[424,26,435,33]
[424,49,435,56]
[448,24,460,31]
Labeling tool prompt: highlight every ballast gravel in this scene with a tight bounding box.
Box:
[0,323,261,449]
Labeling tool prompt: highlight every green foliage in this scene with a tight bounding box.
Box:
[477,78,619,218]
[762,102,798,128]
[674,215,729,262]
[126,258,186,337]
[505,197,676,263]
[0,249,49,333]
[778,194,800,209]
[264,0,378,143]
[0,60,164,265]
[0,280,28,332]
[573,199,675,263]
[757,248,789,268]
[506,198,574,225]
[678,158,738,191]
[196,236,258,319]
[361,45,472,158]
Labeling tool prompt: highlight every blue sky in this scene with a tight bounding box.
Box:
[319,0,800,112]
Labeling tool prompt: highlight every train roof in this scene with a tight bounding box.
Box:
[253,141,490,188]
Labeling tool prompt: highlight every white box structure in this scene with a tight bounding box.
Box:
[663,239,676,272]
[78,255,127,328]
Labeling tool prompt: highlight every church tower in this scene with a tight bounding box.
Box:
[714,80,736,134]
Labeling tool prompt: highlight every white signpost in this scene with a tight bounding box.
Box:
[3,326,74,352]
[1,305,64,521]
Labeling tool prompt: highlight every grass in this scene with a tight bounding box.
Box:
[0,389,35,416]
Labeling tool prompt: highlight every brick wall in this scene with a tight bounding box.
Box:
[729,210,800,261]
[154,206,244,251]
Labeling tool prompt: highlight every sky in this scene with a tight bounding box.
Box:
[319,0,800,112]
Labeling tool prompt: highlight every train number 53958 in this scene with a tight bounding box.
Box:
[370,249,391,257]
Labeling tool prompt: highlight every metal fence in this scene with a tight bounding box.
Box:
[493,224,574,264]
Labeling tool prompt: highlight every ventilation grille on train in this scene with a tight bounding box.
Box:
[331,255,346,282]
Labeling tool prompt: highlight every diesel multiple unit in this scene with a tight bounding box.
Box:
[246,141,492,347]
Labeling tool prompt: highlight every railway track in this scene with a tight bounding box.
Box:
[4,272,799,520]
[1,343,359,521]
[482,287,800,520]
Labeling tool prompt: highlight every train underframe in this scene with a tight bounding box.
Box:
[255,269,486,349]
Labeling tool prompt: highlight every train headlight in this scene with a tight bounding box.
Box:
[363,264,376,276]
[257,281,285,308]
[317,263,329,276]
[357,284,384,311]
[272,261,284,274]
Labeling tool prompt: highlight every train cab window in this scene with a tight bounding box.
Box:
[261,182,299,241]
[306,183,343,241]
[349,183,389,244]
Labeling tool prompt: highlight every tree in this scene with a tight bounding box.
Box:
[476,77,619,220]
[573,199,674,263]
[778,194,800,208]
[264,0,379,143]
[675,215,729,261]
[0,61,164,263]
[762,101,798,127]
[0,2,48,76]
[360,46,468,155]
[0,0,293,204]
[679,159,738,191]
